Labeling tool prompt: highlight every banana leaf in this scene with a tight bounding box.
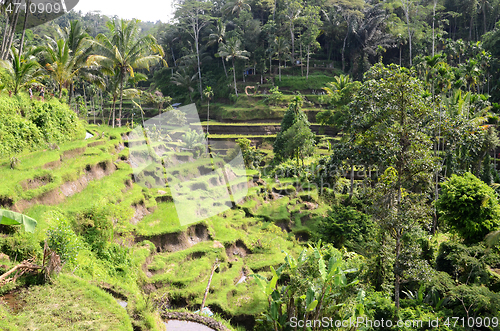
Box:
[0,209,37,233]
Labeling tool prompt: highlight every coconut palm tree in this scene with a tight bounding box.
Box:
[0,46,44,95]
[273,36,289,82]
[218,38,250,97]
[224,0,251,16]
[171,69,196,102]
[37,21,95,104]
[208,18,228,77]
[87,19,166,127]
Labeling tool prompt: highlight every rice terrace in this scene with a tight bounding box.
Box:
[1,0,500,330]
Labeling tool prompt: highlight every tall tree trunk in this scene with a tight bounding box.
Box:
[232,58,238,96]
[221,56,227,77]
[406,11,412,67]
[68,82,74,109]
[1,9,20,60]
[432,0,436,57]
[394,233,401,309]
[171,46,176,66]
[469,14,473,40]
[279,56,281,82]
[269,54,272,77]
[349,163,354,198]
[83,82,87,112]
[119,72,124,127]
[306,45,310,79]
[5,9,20,60]
[290,24,295,64]
[100,89,104,125]
[483,3,487,35]
[18,0,30,55]
[399,45,402,66]
[342,20,349,72]
[300,43,303,76]
[195,34,203,100]
[1,12,11,59]
[206,100,210,134]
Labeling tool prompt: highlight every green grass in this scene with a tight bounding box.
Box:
[136,202,181,235]
[274,74,338,90]
[254,196,291,222]
[2,274,133,331]
[208,134,277,139]
[201,121,281,126]
[0,135,125,204]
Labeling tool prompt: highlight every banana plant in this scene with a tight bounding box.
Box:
[252,265,287,331]
[0,209,37,233]
[252,242,361,331]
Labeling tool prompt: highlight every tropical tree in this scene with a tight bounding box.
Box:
[317,75,361,137]
[279,0,303,65]
[273,36,289,82]
[0,47,44,95]
[171,69,196,102]
[0,0,21,60]
[208,18,228,77]
[327,0,365,72]
[87,19,166,127]
[175,0,213,100]
[347,63,437,309]
[218,38,250,97]
[224,0,251,16]
[37,20,97,105]
[298,5,322,79]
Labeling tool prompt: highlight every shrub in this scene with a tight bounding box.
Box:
[264,86,284,106]
[0,94,84,158]
[0,230,43,262]
[46,217,81,265]
[437,172,500,243]
[226,138,264,169]
[72,206,113,259]
[318,204,376,251]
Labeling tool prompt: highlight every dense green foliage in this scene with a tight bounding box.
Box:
[319,204,376,251]
[273,96,314,163]
[437,172,500,243]
[47,216,82,265]
[0,95,84,157]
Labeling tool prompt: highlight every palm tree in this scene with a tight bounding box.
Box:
[203,86,214,134]
[322,74,354,95]
[273,37,289,82]
[171,69,196,102]
[0,47,44,95]
[208,19,228,77]
[224,0,251,16]
[218,38,250,97]
[37,21,94,104]
[87,19,166,127]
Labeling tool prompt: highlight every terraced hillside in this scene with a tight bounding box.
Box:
[0,125,333,331]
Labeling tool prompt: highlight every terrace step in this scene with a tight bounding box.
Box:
[194,124,337,136]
